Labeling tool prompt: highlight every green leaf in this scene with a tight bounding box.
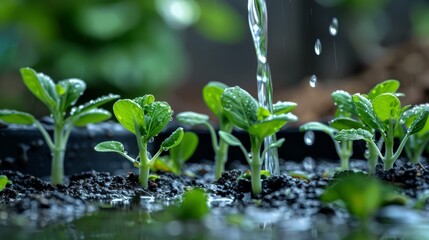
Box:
[367,79,400,100]
[161,127,184,150]
[321,173,391,221]
[372,93,401,122]
[94,141,125,154]
[57,79,86,111]
[73,109,112,127]
[203,81,228,117]
[266,138,285,149]
[145,101,173,138]
[20,67,58,108]
[0,110,36,125]
[331,90,356,116]
[113,99,145,135]
[329,117,366,131]
[352,94,382,130]
[70,94,120,116]
[408,110,429,135]
[170,132,199,164]
[334,128,373,142]
[257,107,271,121]
[300,122,336,137]
[176,112,209,126]
[221,86,258,130]
[219,131,242,146]
[273,101,297,114]
[134,94,155,108]
[248,114,296,139]
[0,175,8,191]
[174,188,209,220]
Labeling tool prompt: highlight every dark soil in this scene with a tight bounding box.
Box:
[1,158,429,228]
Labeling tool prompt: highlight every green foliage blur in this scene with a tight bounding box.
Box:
[0,0,244,115]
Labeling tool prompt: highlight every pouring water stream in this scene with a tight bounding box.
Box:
[248,0,279,175]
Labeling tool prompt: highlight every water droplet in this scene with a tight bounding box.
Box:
[148,137,154,143]
[329,17,338,36]
[146,151,152,159]
[303,157,315,171]
[304,131,315,146]
[309,75,317,88]
[314,39,322,55]
[248,153,252,160]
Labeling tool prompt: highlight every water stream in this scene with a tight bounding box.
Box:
[248,0,279,175]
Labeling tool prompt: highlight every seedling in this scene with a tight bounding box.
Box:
[0,68,119,185]
[321,173,404,223]
[152,131,198,175]
[176,81,234,179]
[399,104,429,164]
[94,95,184,188]
[300,90,359,170]
[219,86,297,195]
[334,82,429,170]
[0,175,8,191]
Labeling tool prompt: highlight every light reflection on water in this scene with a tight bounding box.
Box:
[2,195,429,240]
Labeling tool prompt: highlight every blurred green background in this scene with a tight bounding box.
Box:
[0,0,428,119]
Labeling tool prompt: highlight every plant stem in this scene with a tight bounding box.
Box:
[215,139,229,179]
[51,112,67,186]
[339,141,352,170]
[250,136,263,195]
[139,164,150,189]
[366,142,378,174]
[410,137,429,164]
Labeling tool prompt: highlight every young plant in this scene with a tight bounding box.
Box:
[218,86,297,195]
[176,81,234,179]
[335,82,429,170]
[398,104,429,164]
[0,68,119,185]
[300,90,361,170]
[152,131,198,175]
[0,175,8,192]
[321,172,403,224]
[94,95,184,188]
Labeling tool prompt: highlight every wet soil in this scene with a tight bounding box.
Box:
[1,158,429,229]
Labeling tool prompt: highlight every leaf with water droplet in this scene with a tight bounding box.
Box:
[113,99,145,135]
[219,131,242,147]
[273,101,297,114]
[160,127,184,150]
[334,128,373,142]
[367,79,400,100]
[71,94,120,116]
[372,93,401,122]
[0,110,36,125]
[20,67,58,109]
[73,108,112,127]
[94,141,126,154]
[176,111,209,126]
[145,101,173,138]
[57,78,86,112]
[221,86,258,130]
[203,81,229,117]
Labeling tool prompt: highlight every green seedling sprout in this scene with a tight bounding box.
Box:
[94,95,184,188]
[218,86,297,195]
[0,175,8,191]
[321,172,405,224]
[300,90,361,170]
[399,104,429,164]
[176,81,234,179]
[334,80,429,171]
[0,68,119,185]
[152,131,198,175]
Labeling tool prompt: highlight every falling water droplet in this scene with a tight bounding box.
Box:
[304,131,315,146]
[303,157,315,171]
[309,75,317,88]
[329,17,338,36]
[314,39,322,55]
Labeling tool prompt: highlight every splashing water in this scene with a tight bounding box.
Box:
[309,74,317,88]
[314,39,322,55]
[329,17,338,36]
[248,0,279,175]
[304,131,315,146]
